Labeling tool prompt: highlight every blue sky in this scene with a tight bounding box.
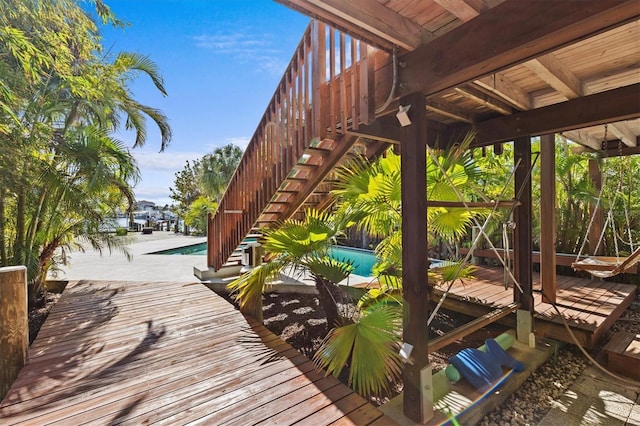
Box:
[97,1,310,206]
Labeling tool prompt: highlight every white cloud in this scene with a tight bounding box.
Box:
[193,31,285,76]
[193,32,272,52]
[132,150,206,172]
[225,136,250,150]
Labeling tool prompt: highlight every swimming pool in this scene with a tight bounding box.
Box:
[152,242,378,276]
[150,242,208,255]
[329,246,377,276]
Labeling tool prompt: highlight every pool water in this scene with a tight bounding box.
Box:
[329,246,377,276]
[151,242,208,255]
[154,241,445,278]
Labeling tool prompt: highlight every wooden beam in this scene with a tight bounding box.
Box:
[402,0,640,97]
[349,116,456,145]
[513,136,533,311]
[472,83,640,146]
[562,130,602,150]
[474,73,532,111]
[571,143,640,157]
[274,0,430,51]
[427,99,475,123]
[526,54,582,99]
[454,85,513,115]
[428,303,519,353]
[433,0,481,22]
[608,121,637,147]
[540,134,556,304]
[426,200,519,209]
[400,92,430,423]
[527,55,638,148]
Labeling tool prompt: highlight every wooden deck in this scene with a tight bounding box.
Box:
[0,280,394,425]
[434,266,638,349]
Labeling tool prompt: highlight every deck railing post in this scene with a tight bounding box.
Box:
[0,266,28,400]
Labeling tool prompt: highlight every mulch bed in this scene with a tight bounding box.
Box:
[217,291,509,403]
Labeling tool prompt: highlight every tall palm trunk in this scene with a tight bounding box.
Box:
[14,190,26,265]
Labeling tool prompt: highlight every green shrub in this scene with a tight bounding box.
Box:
[115,227,128,236]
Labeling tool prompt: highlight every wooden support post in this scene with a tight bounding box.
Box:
[588,159,605,256]
[0,266,28,400]
[540,134,557,304]
[400,92,432,423]
[513,136,534,324]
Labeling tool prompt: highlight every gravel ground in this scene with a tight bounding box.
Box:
[480,293,640,425]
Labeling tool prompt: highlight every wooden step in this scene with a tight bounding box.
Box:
[603,331,640,380]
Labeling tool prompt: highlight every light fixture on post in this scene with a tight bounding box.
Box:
[396,104,412,127]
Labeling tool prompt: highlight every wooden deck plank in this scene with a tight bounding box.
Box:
[435,266,637,349]
[0,280,393,426]
[255,384,356,425]
[214,377,344,426]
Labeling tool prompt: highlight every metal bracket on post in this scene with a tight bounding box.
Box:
[516,309,534,346]
[420,364,434,423]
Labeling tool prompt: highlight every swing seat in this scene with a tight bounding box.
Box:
[572,247,640,278]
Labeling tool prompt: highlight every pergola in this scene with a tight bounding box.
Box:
[270,1,640,422]
[205,1,639,421]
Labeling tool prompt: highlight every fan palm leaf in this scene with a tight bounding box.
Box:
[314,303,403,398]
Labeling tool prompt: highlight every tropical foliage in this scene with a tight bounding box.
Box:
[228,209,356,326]
[184,195,217,236]
[472,135,640,258]
[170,143,242,234]
[0,0,171,303]
[229,133,485,398]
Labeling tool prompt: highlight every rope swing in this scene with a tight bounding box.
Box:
[572,125,640,278]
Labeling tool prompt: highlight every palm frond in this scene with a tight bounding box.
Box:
[314,303,403,398]
[227,260,283,312]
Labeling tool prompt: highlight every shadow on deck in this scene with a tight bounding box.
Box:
[0,280,394,425]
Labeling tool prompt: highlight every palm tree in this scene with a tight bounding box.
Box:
[313,134,482,399]
[228,209,354,328]
[22,125,139,302]
[230,133,485,399]
[0,0,171,303]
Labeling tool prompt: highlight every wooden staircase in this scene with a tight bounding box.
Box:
[207,21,390,270]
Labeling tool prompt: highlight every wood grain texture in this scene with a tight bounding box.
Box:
[0,280,394,425]
[0,266,28,401]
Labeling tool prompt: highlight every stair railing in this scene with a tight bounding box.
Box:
[208,21,383,270]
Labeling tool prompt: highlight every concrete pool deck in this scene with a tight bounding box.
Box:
[51,231,209,283]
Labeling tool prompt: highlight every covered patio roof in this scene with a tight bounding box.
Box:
[276,0,640,152]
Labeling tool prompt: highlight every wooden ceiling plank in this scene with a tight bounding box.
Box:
[472,83,640,146]
[561,130,602,150]
[474,73,532,110]
[454,85,513,115]
[525,54,583,98]
[402,0,640,97]
[275,0,430,51]
[433,0,481,22]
